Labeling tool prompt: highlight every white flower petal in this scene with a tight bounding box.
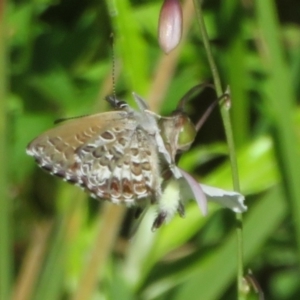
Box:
[179,168,208,216]
[200,184,247,213]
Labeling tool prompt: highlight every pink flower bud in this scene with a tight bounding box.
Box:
[158,0,183,54]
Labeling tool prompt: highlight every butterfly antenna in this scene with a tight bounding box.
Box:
[110,33,117,104]
[176,83,230,132]
[195,91,230,132]
[176,82,215,111]
[106,33,128,110]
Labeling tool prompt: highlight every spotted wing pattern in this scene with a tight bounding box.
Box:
[26,110,162,205]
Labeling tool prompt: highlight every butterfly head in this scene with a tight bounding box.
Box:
[172,110,197,153]
[159,109,197,162]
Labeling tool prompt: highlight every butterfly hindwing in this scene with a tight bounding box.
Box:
[27,110,162,205]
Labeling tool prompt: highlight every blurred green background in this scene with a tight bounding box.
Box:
[1,0,300,299]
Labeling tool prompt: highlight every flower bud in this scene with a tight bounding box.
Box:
[158,0,183,54]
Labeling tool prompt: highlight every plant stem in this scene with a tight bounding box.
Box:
[0,0,12,298]
[193,1,245,299]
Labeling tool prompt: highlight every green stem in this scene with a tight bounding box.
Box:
[193,1,245,299]
[0,0,12,298]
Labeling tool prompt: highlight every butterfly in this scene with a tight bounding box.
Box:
[26,86,207,230]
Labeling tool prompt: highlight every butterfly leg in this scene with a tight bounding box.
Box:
[177,200,185,218]
[152,178,183,230]
[151,201,185,231]
[152,211,167,231]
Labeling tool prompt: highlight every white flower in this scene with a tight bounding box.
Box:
[179,168,247,214]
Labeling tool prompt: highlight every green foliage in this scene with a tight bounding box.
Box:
[1,0,300,299]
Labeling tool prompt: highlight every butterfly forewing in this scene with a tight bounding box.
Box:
[27,110,162,204]
[27,111,126,175]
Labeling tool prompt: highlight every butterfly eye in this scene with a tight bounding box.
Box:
[177,116,197,151]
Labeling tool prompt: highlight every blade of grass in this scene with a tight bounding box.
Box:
[0,0,12,298]
[255,0,300,257]
[12,222,53,300]
[193,1,245,298]
[72,204,125,300]
[31,219,66,300]
[219,0,250,146]
[32,187,84,300]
